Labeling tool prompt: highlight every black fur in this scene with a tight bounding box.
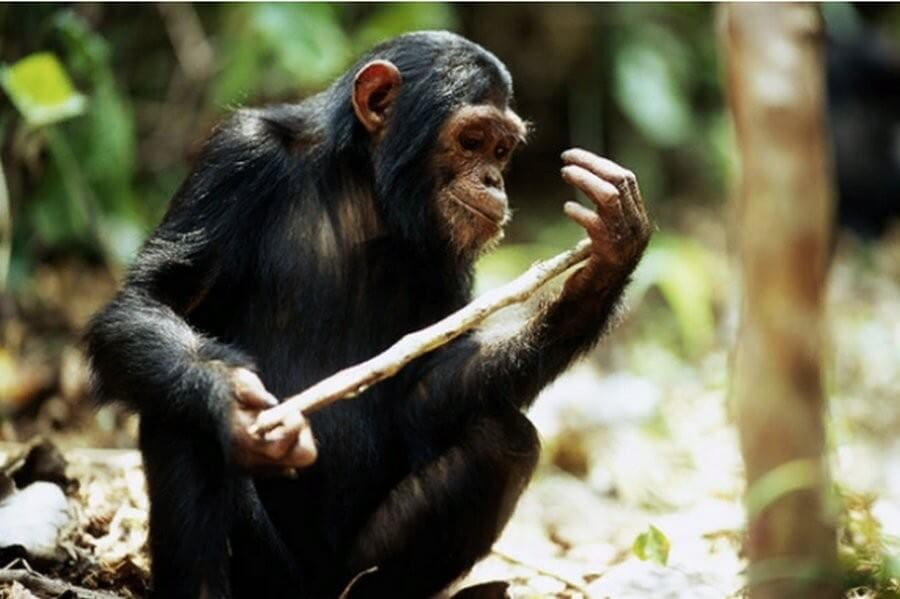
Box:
[86,32,624,598]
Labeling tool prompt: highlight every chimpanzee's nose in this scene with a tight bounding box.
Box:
[482,169,503,190]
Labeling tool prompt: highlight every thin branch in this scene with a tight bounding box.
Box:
[0,569,123,599]
[157,3,213,81]
[250,238,592,437]
[491,547,593,598]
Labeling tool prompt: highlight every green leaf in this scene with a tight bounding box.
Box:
[30,166,81,246]
[78,76,138,215]
[628,234,720,356]
[253,4,351,88]
[54,10,111,75]
[474,242,571,294]
[213,35,266,107]
[0,52,86,127]
[745,459,823,520]
[882,552,900,583]
[354,3,457,52]
[214,4,353,104]
[613,42,691,147]
[632,525,671,566]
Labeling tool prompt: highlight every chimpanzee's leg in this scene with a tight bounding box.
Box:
[140,417,235,599]
[228,477,304,598]
[342,411,540,598]
[140,418,301,599]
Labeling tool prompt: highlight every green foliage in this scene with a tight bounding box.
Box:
[477,231,723,360]
[744,459,827,520]
[632,525,671,566]
[30,130,92,249]
[354,3,457,52]
[0,160,9,290]
[838,490,900,597]
[606,4,727,205]
[214,3,456,107]
[54,9,112,74]
[0,4,741,280]
[613,39,692,148]
[214,4,352,106]
[473,215,587,294]
[0,52,86,127]
[12,12,144,266]
[3,5,458,271]
[629,234,721,356]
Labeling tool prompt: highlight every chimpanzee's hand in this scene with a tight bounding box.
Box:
[229,368,318,471]
[560,149,652,293]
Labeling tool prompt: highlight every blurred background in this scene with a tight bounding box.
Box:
[0,4,898,598]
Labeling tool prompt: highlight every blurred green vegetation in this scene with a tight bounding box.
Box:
[0,4,461,285]
[1,8,899,596]
[632,524,672,566]
[837,489,900,597]
[0,3,895,355]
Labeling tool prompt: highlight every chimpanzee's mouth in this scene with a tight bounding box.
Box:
[451,195,507,226]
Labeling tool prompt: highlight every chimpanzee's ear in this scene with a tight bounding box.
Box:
[352,60,402,135]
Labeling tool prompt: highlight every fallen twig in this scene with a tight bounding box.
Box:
[0,568,123,599]
[491,547,593,598]
[251,238,592,436]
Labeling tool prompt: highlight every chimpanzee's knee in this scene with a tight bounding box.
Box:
[471,411,541,530]
[343,410,540,598]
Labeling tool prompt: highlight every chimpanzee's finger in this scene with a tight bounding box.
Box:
[257,426,298,460]
[238,387,279,410]
[561,165,622,218]
[287,425,318,468]
[564,201,610,243]
[619,176,648,231]
[624,176,644,215]
[563,149,647,227]
[232,368,278,408]
[253,429,316,468]
[276,411,317,466]
[616,181,645,236]
[562,149,632,186]
[254,411,317,468]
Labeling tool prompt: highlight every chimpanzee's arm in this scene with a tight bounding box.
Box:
[86,110,290,460]
[410,150,651,431]
[478,264,631,402]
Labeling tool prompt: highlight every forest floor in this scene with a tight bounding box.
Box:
[0,220,898,598]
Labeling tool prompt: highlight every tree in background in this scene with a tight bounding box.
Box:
[720,4,839,598]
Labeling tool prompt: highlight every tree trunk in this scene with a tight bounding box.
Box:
[718,4,839,598]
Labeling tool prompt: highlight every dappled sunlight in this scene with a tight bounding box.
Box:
[1,4,898,598]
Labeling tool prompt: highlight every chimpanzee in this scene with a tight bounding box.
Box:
[86,31,650,598]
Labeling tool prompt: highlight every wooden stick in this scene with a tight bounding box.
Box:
[250,238,592,437]
[491,548,593,598]
[0,569,124,599]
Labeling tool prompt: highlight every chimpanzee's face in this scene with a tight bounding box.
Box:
[432,104,527,255]
[350,51,525,256]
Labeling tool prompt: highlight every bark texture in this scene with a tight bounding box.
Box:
[719,4,839,598]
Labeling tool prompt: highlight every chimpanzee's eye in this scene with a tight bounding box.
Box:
[459,130,484,152]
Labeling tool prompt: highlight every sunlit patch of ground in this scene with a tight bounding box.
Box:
[459,227,900,597]
[1,227,898,597]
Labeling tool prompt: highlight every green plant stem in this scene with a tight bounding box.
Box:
[0,156,9,291]
[44,126,116,273]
